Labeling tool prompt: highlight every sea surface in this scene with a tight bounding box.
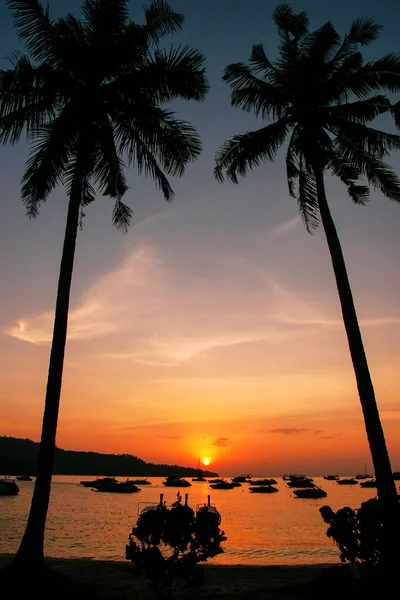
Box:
[0,475,382,565]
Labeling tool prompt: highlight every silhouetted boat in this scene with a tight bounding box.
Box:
[323,474,339,480]
[208,478,224,484]
[282,473,306,481]
[286,476,314,488]
[80,477,117,487]
[209,480,236,490]
[162,476,191,487]
[355,465,373,479]
[337,478,359,485]
[94,480,140,493]
[360,479,377,488]
[249,478,278,485]
[249,485,278,493]
[0,478,19,496]
[293,486,327,499]
[393,471,400,480]
[15,475,33,481]
[125,478,151,485]
[232,474,252,482]
[192,458,207,481]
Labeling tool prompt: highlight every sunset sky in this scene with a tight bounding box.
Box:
[1,0,400,476]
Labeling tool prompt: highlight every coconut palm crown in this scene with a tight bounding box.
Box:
[1,0,208,226]
[215,3,400,228]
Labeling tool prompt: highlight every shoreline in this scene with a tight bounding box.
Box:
[1,554,346,598]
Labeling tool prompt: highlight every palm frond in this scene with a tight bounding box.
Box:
[215,120,289,183]
[144,0,184,41]
[348,17,382,47]
[326,95,390,123]
[117,119,174,201]
[392,101,400,129]
[223,63,289,119]
[249,44,276,76]
[328,155,370,204]
[285,128,300,197]
[93,116,128,198]
[301,22,341,62]
[273,3,309,41]
[83,0,128,35]
[347,53,400,97]
[112,198,133,232]
[335,137,400,201]
[6,0,57,62]
[328,118,400,157]
[298,158,319,232]
[115,104,201,176]
[21,119,75,216]
[0,59,58,143]
[140,45,208,102]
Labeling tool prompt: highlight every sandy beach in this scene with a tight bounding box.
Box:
[0,554,352,599]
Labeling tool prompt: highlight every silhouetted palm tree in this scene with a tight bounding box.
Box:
[215,3,400,562]
[0,0,207,569]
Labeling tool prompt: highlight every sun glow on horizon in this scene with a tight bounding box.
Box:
[202,458,211,466]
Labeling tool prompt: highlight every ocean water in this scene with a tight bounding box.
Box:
[0,475,381,565]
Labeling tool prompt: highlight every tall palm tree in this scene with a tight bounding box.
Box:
[0,0,207,570]
[215,4,400,564]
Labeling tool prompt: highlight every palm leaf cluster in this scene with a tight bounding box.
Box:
[0,0,208,229]
[215,3,400,230]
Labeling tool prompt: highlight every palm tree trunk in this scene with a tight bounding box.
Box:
[313,167,399,564]
[12,176,82,572]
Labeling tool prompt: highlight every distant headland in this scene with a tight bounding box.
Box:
[0,436,218,477]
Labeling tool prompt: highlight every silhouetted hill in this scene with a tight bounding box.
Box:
[0,436,218,477]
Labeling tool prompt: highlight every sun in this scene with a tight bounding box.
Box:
[202,458,211,466]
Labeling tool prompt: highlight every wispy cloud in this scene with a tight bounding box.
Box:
[268,428,309,435]
[212,437,229,447]
[270,216,301,237]
[7,239,400,369]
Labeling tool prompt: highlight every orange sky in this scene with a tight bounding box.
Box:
[1,0,400,477]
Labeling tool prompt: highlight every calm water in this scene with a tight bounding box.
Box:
[0,476,380,565]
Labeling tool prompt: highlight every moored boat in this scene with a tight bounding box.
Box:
[125,478,152,485]
[249,485,278,494]
[360,479,377,488]
[248,478,278,485]
[355,465,373,480]
[323,474,339,480]
[209,480,236,490]
[80,477,118,487]
[208,478,224,484]
[94,480,140,493]
[293,486,327,499]
[15,475,33,481]
[232,474,252,483]
[162,476,191,487]
[286,476,314,488]
[337,478,359,485]
[0,478,19,496]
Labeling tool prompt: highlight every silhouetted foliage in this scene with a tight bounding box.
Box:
[126,495,227,590]
[320,499,387,570]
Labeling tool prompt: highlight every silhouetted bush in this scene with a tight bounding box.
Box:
[126,496,227,590]
[320,498,383,569]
